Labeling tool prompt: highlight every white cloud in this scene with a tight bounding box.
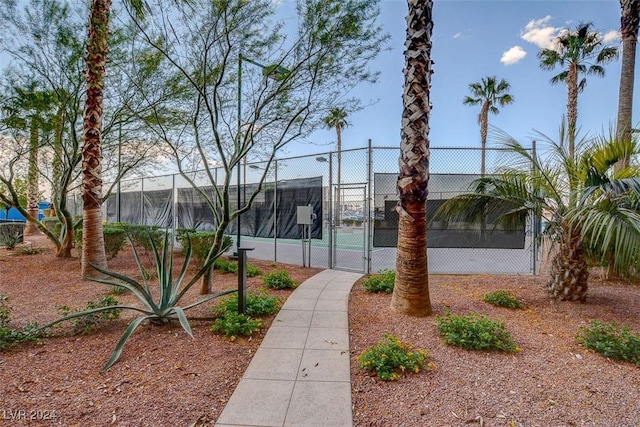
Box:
[521,15,562,49]
[602,30,621,44]
[501,46,527,65]
[453,32,462,39]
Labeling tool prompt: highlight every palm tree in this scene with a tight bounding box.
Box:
[616,0,640,169]
[435,124,640,301]
[323,107,349,226]
[81,0,147,278]
[538,22,618,157]
[2,84,55,235]
[463,76,514,176]
[390,0,433,317]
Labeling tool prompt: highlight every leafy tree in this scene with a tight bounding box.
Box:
[616,0,640,169]
[0,0,167,258]
[0,177,27,219]
[434,124,640,301]
[323,107,349,225]
[538,22,618,156]
[124,0,388,293]
[463,76,514,176]
[390,0,433,316]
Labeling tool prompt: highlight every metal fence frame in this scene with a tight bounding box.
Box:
[92,143,538,275]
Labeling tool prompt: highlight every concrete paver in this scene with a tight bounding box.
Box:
[215,269,362,427]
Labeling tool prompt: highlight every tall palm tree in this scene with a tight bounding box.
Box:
[538,22,618,157]
[435,124,640,301]
[616,0,640,169]
[81,0,145,278]
[463,76,514,176]
[390,0,433,317]
[2,84,55,235]
[323,107,348,226]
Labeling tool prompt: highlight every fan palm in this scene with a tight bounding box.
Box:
[463,76,514,176]
[323,107,349,226]
[538,22,618,157]
[435,123,640,301]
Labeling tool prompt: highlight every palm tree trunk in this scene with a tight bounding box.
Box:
[566,64,579,157]
[616,0,639,170]
[546,226,588,301]
[390,0,433,317]
[479,102,489,176]
[81,0,111,278]
[25,118,40,235]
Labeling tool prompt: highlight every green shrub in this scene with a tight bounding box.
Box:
[0,293,41,351]
[114,223,164,253]
[211,311,262,339]
[176,231,233,267]
[362,269,395,293]
[211,289,281,317]
[358,333,432,381]
[209,257,262,277]
[21,247,43,255]
[56,295,123,335]
[263,269,296,289]
[0,223,24,249]
[436,312,520,352]
[214,258,233,273]
[577,321,640,366]
[41,217,61,234]
[482,290,525,309]
[246,264,262,277]
[75,225,127,259]
[103,227,127,259]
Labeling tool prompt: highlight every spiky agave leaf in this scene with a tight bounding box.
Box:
[103,315,152,371]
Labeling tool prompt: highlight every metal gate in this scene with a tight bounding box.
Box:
[331,184,368,272]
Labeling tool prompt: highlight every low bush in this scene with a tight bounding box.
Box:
[436,312,520,352]
[577,321,640,366]
[176,231,233,267]
[358,333,432,381]
[74,225,127,259]
[56,295,123,335]
[21,247,43,255]
[214,258,262,277]
[263,269,296,289]
[0,293,41,351]
[113,223,164,253]
[210,311,262,339]
[211,289,281,317]
[482,290,525,309]
[41,217,61,235]
[362,269,395,293]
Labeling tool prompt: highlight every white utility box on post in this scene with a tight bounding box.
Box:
[296,205,316,267]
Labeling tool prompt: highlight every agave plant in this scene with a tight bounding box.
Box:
[40,230,234,370]
[434,123,640,301]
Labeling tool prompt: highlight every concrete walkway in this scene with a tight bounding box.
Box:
[215,269,363,427]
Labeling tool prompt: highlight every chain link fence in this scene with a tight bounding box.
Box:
[93,144,537,275]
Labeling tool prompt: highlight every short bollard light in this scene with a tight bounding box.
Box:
[237,247,255,314]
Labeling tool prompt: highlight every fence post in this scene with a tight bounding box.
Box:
[366,138,373,274]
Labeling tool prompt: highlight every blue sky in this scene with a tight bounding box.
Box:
[0,1,628,161]
[293,0,629,157]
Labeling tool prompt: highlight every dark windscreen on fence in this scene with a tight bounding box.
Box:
[171,176,323,239]
[106,189,173,228]
[373,173,525,249]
